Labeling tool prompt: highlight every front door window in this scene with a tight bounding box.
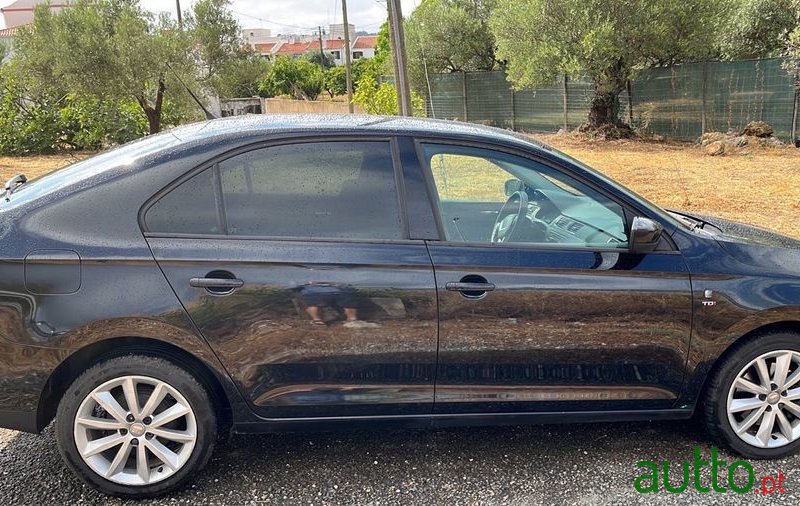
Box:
[422,144,628,249]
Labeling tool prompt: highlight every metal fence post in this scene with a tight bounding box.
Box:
[701,61,708,134]
[563,74,568,130]
[461,72,468,122]
[626,80,633,126]
[792,86,798,146]
[510,87,517,131]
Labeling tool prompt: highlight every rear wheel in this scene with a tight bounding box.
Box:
[55,355,217,498]
[704,332,800,458]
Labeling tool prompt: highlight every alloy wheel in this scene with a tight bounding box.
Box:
[726,350,800,448]
[73,375,197,485]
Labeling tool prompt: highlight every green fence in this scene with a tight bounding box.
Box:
[425,58,799,141]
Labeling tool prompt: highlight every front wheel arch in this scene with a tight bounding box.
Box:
[37,337,233,436]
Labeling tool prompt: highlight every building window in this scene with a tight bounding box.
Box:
[353,51,363,59]
[331,51,341,60]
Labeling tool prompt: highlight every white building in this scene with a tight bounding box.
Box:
[328,23,355,40]
[1,0,70,28]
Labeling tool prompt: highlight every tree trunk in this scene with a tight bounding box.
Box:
[587,90,622,128]
[136,79,166,135]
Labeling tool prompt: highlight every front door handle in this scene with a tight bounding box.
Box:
[445,282,496,292]
[189,277,244,289]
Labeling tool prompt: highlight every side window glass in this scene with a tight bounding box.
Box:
[423,144,628,249]
[218,141,403,240]
[146,167,221,234]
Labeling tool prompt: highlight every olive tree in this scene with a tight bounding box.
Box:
[490,0,726,128]
[14,0,195,134]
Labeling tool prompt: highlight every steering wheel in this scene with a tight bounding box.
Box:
[491,190,529,243]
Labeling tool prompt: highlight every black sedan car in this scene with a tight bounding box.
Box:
[1,115,799,497]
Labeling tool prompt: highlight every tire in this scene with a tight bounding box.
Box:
[703,332,800,459]
[55,355,217,498]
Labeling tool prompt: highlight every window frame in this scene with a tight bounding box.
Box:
[139,135,412,244]
[413,137,678,254]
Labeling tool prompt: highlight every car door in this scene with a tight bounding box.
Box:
[416,141,693,414]
[142,138,438,419]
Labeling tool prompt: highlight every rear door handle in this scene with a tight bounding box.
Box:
[189,278,244,289]
[445,282,496,292]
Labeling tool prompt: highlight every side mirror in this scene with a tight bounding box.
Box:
[630,217,664,254]
[504,179,523,197]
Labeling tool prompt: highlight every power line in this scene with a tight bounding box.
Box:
[229,10,317,31]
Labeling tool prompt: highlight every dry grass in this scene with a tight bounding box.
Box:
[2,137,798,239]
[537,134,800,239]
[0,152,91,183]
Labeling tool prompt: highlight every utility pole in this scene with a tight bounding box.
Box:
[176,0,183,29]
[317,26,326,64]
[341,0,354,113]
[387,0,412,116]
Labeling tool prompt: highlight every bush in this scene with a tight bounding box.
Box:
[258,56,324,100]
[352,75,426,116]
[0,78,150,154]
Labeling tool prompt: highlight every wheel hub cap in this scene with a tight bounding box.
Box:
[129,422,146,437]
[726,350,800,449]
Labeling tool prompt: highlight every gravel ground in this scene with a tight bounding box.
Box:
[1,420,799,505]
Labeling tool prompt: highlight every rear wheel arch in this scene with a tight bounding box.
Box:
[37,337,233,435]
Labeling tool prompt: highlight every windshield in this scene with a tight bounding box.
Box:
[545,146,689,231]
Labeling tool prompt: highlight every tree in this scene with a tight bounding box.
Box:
[213,50,271,98]
[187,0,241,81]
[406,0,499,92]
[490,0,725,128]
[304,51,336,70]
[720,0,799,59]
[324,66,347,98]
[14,0,195,134]
[259,56,324,100]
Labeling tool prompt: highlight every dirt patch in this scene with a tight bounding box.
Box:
[537,133,800,239]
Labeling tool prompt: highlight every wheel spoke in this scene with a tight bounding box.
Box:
[122,377,141,419]
[149,427,196,443]
[756,408,777,446]
[734,377,768,395]
[91,391,129,424]
[75,416,125,431]
[81,433,126,458]
[773,353,792,388]
[783,400,800,417]
[150,402,190,428]
[139,383,167,419]
[136,442,150,483]
[785,387,800,402]
[784,369,800,390]
[144,438,180,471]
[729,397,764,413]
[105,440,132,478]
[775,409,795,442]
[755,358,771,389]
[735,405,767,435]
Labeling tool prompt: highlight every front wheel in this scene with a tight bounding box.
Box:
[55,355,217,498]
[704,332,800,458]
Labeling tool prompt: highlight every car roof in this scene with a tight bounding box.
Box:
[169,114,553,152]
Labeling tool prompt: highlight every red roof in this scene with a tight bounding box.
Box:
[352,35,378,50]
[326,39,346,50]
[275,42,310,55]
[254,42,276,54]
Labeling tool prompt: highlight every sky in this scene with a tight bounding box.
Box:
[0,0,420,33]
